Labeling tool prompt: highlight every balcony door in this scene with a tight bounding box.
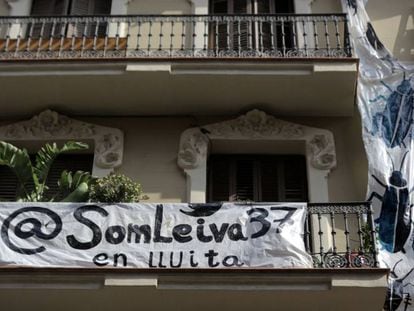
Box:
[209,0,295,53]
[29,0,112,37]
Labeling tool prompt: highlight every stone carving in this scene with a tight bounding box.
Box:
[0,110,124,171]
[177,109,336,171]
[3,110,95,139]
[308,134,336,170]
[207,109,304,139]
[177,128,209,169]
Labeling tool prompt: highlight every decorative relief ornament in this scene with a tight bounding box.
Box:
[308,134,336,170]
[0,110,124,170]
[177,128,209,169]
[177,109,336,171]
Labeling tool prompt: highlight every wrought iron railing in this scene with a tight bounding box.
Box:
[306,202,378,268]
[0,14,352,60]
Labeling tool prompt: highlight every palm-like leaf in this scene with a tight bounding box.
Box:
[58,170,94,200]
[34,141,89,186]
[0,141,34,200]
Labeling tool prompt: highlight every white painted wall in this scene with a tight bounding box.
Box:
[366,0,414,62]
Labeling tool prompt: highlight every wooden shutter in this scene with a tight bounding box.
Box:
[70,0,111,37]
[31,0,69,15]
[0,166,19,201]
[234,158,255,201]
[273,0,295,49]
[208,155,231,202]
[30,0,69,38]
[0,154,93,201]
[210,0,228,50]
[260,157,279,201]
[233,0,250,51]
[208,154,307,203]
[281,156,308,202]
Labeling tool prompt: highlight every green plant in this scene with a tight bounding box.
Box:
[0,140,93,202]
[90,173,147,203]
[361,222,377,254]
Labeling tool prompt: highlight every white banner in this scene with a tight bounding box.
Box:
[0,202,312,269]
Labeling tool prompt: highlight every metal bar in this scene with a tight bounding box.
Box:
[343,212,351,267]
[0,14,351,60]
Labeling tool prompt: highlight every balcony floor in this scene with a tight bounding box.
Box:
[0,58,358,118]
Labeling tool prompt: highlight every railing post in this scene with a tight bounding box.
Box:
[189,0,209,54]
[109,0,129,38]
[6,0,31,39]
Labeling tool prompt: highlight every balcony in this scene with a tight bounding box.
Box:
[0,14,351,60]
[0,202,387,311]
[0,14,358,118]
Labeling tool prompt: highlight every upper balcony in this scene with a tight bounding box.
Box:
[0,13,358,118]
[0,14,351,60]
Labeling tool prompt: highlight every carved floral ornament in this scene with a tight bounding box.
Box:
[177,109,337,171]
[0,110,124,170]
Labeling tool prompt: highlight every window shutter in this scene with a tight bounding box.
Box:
[208,154,308,203]
[208,156,231,202]
[233,0,250,51]
[281,156,308,202]
[30,0,69,38]
[31,0,69,15]
[260,158,279,202]
[70,0,92,15]
[273,0,295,49]
[0,166,19,201]
[93,0,112,15]
[256,0,270,13]
[234,158,255,201]
[69,0,111,37]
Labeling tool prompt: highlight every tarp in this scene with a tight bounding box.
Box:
[343,0,414,309]
[0,202,312,269]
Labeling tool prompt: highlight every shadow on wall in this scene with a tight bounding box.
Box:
[0,0,9,16]
[366,0,414,62]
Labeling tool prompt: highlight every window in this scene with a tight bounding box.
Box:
[208,154,308,202]
[30,0,112,37]
[30,0,112,16]
[209,0,295,52]
[0,153,94,201]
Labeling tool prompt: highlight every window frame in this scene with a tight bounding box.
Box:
[177,110,336,204]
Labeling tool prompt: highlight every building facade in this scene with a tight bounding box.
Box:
[0,0,412,310]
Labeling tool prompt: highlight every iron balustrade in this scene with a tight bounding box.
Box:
[306,202,378,268]
[0,14,352,60]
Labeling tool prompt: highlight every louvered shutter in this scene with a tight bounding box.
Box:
[260,157,279,201]
[208,155,231,202]
[234,158,255,201]
[281,156,308,202]
[274,0,295,49]
[70,0,92,36]
[93,0,112,15]
[69,0,111,37]
[30,0,69,38]
[208,154,307,203]
[210,0,228,50]
[0,166,19,201]
[233,0,250,51]
[256,0,272,50]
